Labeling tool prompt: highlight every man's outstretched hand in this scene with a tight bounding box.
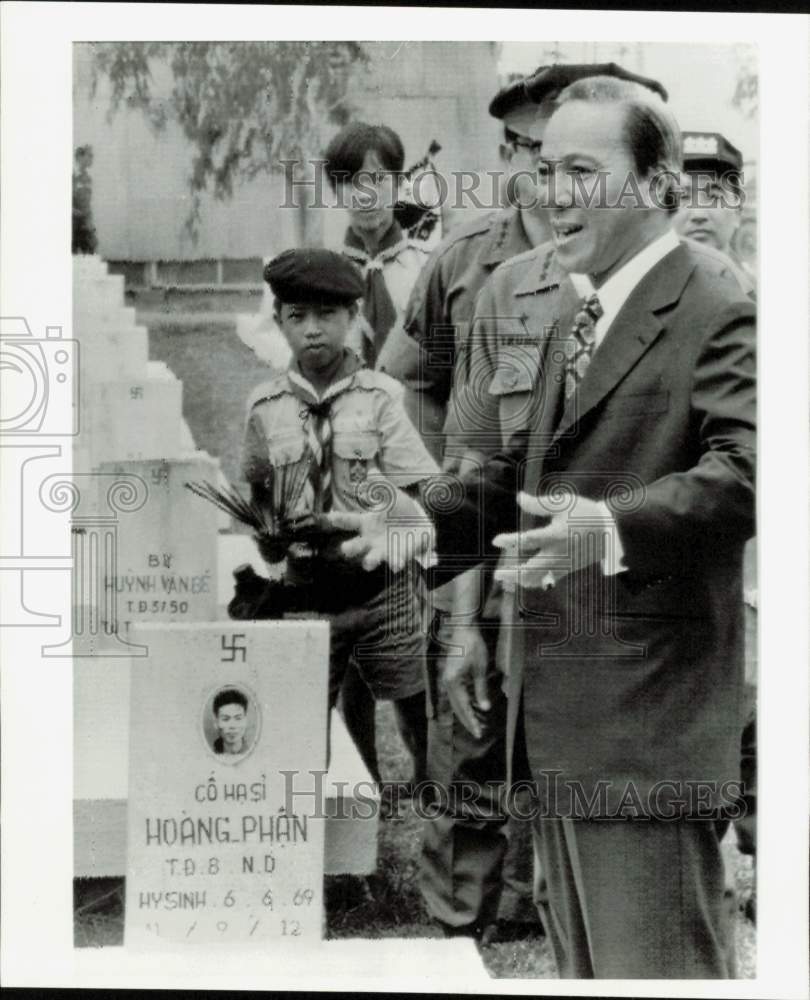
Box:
[325,487,435,573]
[493,490,616,589]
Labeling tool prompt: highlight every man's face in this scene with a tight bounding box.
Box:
[500,100,556,210]
[673,171,741,254]
[276,301,355,372]
[337,150,397,239]
[215,702,247,752]
[541,100,662,281]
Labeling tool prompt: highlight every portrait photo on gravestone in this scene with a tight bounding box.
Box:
[65,34,764,984]
[203,683,260,761]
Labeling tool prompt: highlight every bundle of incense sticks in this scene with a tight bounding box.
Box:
[185,463,311,536]
[184,479,269,531]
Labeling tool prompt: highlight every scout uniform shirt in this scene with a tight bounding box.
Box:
[241,349,439,520]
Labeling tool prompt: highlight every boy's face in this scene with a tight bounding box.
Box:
[276,301,356,371]
[337,150,397,239]
[215,702,247,751]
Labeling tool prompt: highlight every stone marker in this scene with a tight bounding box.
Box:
[100,456,220,627]
[125,621,332,948]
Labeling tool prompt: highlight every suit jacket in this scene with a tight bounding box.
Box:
[430,239,756,819]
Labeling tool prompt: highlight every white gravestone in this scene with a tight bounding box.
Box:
[71,258,377,884]
[125,621,332,948]
[100,456,219,628]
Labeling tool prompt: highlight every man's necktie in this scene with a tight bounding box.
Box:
[305,400,333,513]
[564,293,604,400]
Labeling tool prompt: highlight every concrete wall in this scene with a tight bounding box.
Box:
[73,41,503,263]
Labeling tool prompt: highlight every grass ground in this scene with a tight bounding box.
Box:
[146,317,268,489]
[74,702,755,979]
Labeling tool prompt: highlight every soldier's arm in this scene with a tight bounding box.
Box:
[426,278,525,586]
[403,245,457,410]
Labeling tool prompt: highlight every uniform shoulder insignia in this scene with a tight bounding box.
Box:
[497,239,556,272]
[245,372,289,412]
[432,210,501,256]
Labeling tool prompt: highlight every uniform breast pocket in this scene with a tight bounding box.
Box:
[488,346,542,443]
[263,432,310,516]
[267,432,307,466]
[332,431,381,503]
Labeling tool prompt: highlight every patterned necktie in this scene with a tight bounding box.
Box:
[304,400,333,513]
[564,292,604,400]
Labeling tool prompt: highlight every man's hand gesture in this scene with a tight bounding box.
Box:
[493,491,617,589]
[326,487,435,573]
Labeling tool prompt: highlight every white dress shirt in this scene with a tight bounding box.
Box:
[568,228,680,575]
[569,228,680,350]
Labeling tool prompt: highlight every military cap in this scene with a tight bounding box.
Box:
[263,248,364,305]
[681,131,743,175]
[489,61,669,129]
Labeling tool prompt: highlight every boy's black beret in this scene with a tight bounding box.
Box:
[263,249,364,305]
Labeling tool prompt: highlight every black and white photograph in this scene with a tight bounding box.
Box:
[1,3,808,995]
[205,684,259,759]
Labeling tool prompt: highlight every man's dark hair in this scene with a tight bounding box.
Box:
[557,76,683,212]
[323,122,405,188]
[213,688,248,716]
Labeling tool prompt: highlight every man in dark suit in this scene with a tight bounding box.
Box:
[404,62,668,945]
[332,74,755,978]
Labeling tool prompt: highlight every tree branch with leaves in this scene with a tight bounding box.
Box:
[90,41,369,239]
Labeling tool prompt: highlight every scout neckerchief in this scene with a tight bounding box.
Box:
[343,220,408,367]
[287,350,364,513]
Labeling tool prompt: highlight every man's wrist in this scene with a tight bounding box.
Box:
[595,500,628,576]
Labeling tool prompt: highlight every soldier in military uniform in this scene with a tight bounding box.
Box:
[674,130,752,278]
[675,130,758,922]
[242,248,439,780]
[404,62,668,943]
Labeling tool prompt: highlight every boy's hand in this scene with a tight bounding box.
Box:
[253,532,289,565]
[326,488,435,573]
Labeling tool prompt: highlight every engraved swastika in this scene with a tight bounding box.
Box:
[220,633,247,662]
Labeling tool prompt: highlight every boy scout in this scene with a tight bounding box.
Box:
[241,248,438,785]
[323,120,438,798]
[404,61,668,944]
